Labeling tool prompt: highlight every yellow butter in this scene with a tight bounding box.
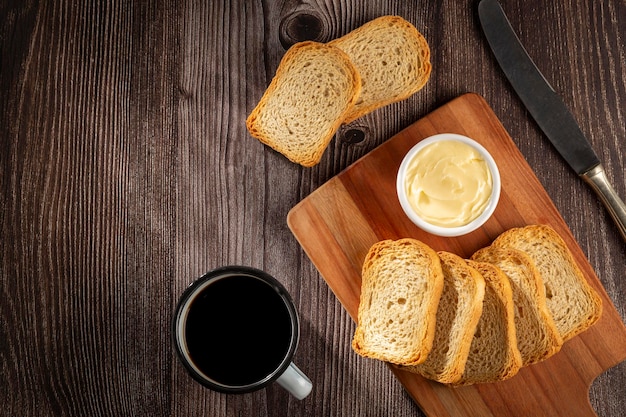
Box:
[404,140,492,227]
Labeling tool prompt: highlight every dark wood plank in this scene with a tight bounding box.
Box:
[1,1,179,415]
[1,0,624,416]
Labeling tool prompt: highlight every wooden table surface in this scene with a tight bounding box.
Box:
[1,1,624,416]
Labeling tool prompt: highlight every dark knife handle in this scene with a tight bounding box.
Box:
[581,164,626,243]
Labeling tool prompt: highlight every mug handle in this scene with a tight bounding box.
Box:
[276,362,312,400]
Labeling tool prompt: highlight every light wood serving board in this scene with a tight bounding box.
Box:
[287,93,626,417]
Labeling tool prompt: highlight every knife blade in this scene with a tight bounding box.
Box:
[478,0,626,242]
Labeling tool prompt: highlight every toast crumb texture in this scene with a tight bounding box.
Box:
[330,15,432,123]
[352,238,444,365]
[456,261,523,385]
[352,225,602,386]
[471,246,563,365]
[401,251,485,384]
[246,41,361,167]
[246,16,432,166]
[491,225,602,341]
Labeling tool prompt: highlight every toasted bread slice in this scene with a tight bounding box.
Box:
[472,246,563,365]
[455,261,522,385]
[352,238,444,366]
[246,41,361,167]
[401,252,485,383]
[329,15,431,123]
[492,225,602,341]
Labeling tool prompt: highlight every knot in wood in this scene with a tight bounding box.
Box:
[341,128,366,144]
[279,12,325,49]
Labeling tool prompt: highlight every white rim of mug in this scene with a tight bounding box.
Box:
[396,133,501,237]
[172,266,300,394]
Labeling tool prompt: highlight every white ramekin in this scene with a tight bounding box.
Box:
[396,133,501,237]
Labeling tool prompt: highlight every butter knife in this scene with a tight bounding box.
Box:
[478,0,626,242]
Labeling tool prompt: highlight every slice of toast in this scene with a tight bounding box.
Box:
[352,238,444,366]
[246,41,361,167]
[400,251,485,383]
[472,246,563,365]
[455,261,522,385]
[491,225,602,341]
[329,15,431,123]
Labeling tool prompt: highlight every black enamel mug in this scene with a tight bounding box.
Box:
[172,266,312,399]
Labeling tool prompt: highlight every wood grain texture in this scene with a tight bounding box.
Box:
[1,0,624,416]
[288,93,626,417]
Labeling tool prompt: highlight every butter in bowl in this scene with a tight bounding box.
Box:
[396,133,501,237]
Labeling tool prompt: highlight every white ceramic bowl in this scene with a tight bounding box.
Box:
[396,133,501,237]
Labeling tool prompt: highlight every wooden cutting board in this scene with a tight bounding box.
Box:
[287,93,626,417]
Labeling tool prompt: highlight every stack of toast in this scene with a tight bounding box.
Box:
[352,224,603,385]
[246,16,432,167]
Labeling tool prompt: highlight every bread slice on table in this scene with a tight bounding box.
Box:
[329,15,431,123]
[400,252,485,384]
[471,246,563,365]
[491,224,602,341]
[352,238,444,366]
[246,41,361,167]
[455,261,522,386]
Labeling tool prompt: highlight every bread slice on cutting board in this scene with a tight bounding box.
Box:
[352,238,444,366]
[471,246,563,365]
[491,224,602,342]
[454,260,523,385]
[351,225,601,385]
[246,41,361,167]
[329,15,432,123]
[400,252,485,383]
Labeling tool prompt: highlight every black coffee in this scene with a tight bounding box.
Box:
[184,275,293,386]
